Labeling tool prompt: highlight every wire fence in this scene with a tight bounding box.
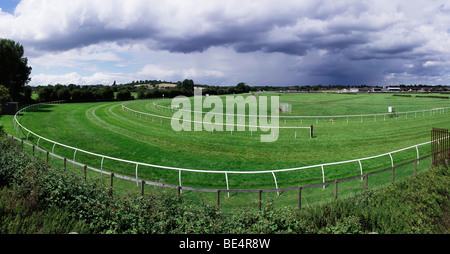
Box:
[11,100,439,209]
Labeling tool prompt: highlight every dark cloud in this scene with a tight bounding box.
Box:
[3,0,450,86]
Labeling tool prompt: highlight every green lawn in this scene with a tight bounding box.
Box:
[1,92,449,208]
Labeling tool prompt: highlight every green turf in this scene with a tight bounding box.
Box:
[1,92,449,209]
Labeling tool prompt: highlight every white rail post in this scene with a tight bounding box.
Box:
[358,159,363,181]
[415,145,420,164]
[321,165,325,190]
[178,170,182,194]
[73,149,77,168]
[100,157,105,176]
[51,143,56,161]
[225,172,230,198]
[271,171,279,196]
[389,153,394,168]
[135,163,139,186]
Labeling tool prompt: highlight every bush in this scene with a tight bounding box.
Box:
[0,187,90,234]
[0,132,448,234]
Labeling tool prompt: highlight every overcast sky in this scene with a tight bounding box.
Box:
[1,0,450,87]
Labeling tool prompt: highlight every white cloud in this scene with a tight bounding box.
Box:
[423,61,440,67]
[2,0,450,86]
[29,42,123,69]
[30,71,130,86]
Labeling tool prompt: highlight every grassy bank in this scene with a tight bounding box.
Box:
[0,133,448,234]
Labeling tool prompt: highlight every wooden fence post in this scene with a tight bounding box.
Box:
[364,174,368,195]
[298,186,302,210]
[334,180,338,200]
[177,186,182,201]
[141,180,145,196]
[110,173,114,197]
[83,165,87,182]
[392,166,395,183]
[414,159,418,177]
[216,190,220,210]
[258,190,262,211]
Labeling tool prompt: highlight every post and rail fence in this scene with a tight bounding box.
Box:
[4,127,447,211]
[6,100,450,210]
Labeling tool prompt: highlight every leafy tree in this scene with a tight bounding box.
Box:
[99,86,114,100]
[72,89,95,102]
[181,79,194,91]
[56,87,71,101]
[0,85,12,113]
[235,82,250,93]
[0,39,32,102]
[71,89,83,101]
[0,85,11,103]
[37,86,55,102]
[67,84,80,91]
[137,86,147,99]
[23,86,33,103]
[146,89,162,98]
[116,89,132,100]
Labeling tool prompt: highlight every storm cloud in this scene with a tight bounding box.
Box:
[1,0,450,86]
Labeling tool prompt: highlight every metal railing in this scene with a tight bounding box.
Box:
[12,101,433,199]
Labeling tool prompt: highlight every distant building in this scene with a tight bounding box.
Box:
[370,87,383,92]
[387,87,401,92]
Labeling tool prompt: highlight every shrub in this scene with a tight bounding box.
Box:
[0,132,448,234]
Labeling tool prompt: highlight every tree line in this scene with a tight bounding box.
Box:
[35,81,252,102]
[0,38,252,106]
[36,84,134,102]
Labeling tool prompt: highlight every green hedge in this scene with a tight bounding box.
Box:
[0,133,448,234]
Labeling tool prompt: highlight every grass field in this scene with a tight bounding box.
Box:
[1,92,449,209]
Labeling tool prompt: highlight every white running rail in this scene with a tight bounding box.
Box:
[121,102,313,138]
[13,100,433,193]
[152,100,450,122]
